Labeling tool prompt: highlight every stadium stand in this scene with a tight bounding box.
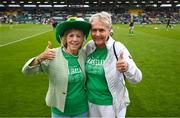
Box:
[0,0,180,24]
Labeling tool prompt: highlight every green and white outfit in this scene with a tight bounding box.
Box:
[84,37,142,118]
[22,48,88,117]
[86,47,112,105]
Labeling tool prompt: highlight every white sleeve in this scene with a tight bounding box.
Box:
[117,43,142,84]
[22,57,49,74]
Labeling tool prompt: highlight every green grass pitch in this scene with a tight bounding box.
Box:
[0,23,180,117]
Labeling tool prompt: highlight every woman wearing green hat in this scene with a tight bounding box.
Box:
[22,17,91,117]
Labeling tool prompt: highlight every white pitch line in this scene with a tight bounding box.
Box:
[0,30,51,48]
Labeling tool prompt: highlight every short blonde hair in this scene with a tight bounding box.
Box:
[89,11,112,29]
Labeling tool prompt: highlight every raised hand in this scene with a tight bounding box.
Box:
[37,41,56,61]
[116,51,128,72]
[46,41,53,49]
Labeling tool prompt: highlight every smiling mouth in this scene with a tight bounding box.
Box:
[72,43,80,46]
[95,38,104,42]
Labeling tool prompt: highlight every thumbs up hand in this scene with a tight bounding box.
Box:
[116,52,128,72]
[46,41,53,50]
[37,41,55,62]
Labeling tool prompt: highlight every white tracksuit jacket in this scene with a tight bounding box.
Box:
[83,36,142,117]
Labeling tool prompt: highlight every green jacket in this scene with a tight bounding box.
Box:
[22,47,86,112]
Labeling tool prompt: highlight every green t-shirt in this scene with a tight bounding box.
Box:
[85,47,113,105]
[52,48,88,116]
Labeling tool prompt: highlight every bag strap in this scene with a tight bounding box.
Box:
[113,41,118,61]
[113,41,126,79]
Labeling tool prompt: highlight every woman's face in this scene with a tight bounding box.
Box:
[66,29,84,54]
[91,20,110,48]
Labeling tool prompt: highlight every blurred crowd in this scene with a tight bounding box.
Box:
[112,11,180,24]
[0,9,180,24]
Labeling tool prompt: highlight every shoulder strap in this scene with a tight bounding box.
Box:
[113,41,118,61]
[113,41,126,79]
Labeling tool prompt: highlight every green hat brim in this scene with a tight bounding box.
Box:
[55,21,91,43]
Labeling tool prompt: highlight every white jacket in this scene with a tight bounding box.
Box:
[83,37,142,116]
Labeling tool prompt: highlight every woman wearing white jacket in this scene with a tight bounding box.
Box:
[84,11,142,118]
